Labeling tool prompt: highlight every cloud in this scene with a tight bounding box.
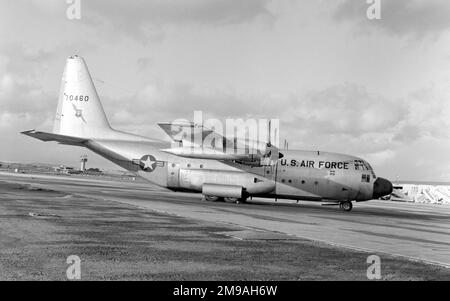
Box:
[106,81,284,129]
[88,0,273,25]
[333,0,450,39]
[396,86,450,141]
[364,149,396,166]
[0,72,52,130]
[136,57,154,73]
[283,83,405,137]
[0,50,55,131]
[83,0,275,40]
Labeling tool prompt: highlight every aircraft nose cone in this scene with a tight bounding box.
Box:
[372,177,393,199]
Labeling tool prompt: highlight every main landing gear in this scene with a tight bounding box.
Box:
[204,196,247,204]
[204,195,220,202]
[224,197,248,204]
[339,201,353,212]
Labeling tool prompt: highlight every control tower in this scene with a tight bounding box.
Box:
[80,155,88,171]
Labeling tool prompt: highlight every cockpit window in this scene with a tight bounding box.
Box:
[354,160,366,170]
[355,159,376,178]
[364,161,376,178]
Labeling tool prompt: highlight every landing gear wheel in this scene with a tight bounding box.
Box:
[340,201,353,212]
[224,197,247,204]
[204,195,220,202]
[224,197,240,203]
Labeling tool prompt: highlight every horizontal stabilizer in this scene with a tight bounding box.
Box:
[21,130,87,145]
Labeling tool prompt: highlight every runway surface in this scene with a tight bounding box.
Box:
[1,172,449,269]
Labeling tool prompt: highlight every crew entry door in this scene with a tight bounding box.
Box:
[263,162,277,193]
[167,162,180,188]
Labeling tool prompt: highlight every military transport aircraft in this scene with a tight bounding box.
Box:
[22,55,393,212]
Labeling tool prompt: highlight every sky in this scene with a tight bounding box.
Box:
[0,0,450,181]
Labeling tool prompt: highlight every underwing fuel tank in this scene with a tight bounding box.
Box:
[178,169,275,195]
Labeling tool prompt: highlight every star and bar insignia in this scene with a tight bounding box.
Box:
[132,155,164,172]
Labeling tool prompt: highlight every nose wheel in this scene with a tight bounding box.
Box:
[339,201,353,212]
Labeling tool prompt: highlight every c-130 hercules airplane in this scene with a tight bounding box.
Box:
[22,55,393,212]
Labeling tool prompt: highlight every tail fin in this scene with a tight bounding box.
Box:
[53,55,112,138]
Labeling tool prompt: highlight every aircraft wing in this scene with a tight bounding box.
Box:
[161,145,282,166]
[157,122,281,165]
[21,130,88,146]
[157,121,229,147]
[158,121,271,150]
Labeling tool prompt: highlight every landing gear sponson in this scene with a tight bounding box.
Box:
[205,194,353,210]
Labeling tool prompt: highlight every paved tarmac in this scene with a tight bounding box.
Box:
[2,172,448,268]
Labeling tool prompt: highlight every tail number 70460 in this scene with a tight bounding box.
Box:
[64,93,89,102]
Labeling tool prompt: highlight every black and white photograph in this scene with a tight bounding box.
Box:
[0,0,449,287]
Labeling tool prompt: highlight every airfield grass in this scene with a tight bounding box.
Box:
[0,180,448,281]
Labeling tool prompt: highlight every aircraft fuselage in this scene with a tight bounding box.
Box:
[86,137,389,203]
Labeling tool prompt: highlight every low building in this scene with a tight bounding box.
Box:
[391,182,450,205]
[53,165,76,174]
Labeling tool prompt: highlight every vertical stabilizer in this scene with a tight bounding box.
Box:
[53,55,112,138]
